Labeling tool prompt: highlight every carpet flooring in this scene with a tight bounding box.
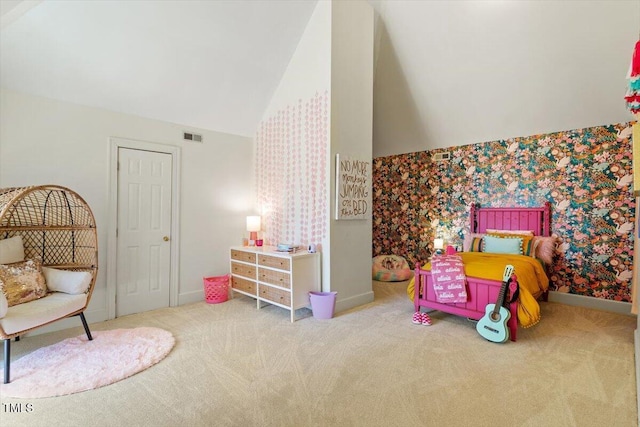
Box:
[0,280,636,426]
[0,327,174,398]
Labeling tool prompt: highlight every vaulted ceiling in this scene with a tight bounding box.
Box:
[2,1,638,157]
[1,0,317,138]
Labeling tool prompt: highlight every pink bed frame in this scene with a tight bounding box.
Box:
[414,203,551,342]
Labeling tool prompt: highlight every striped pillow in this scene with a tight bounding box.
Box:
[463,233,485,252]
[468,237,484,252]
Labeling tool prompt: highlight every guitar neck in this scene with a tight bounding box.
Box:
[492,278,510,316]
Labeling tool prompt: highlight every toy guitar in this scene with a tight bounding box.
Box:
[476,265,514,343]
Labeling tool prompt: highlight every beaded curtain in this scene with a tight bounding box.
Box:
[255,91,329,247]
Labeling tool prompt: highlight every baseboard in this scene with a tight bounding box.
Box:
[180,289,375,314]
[547,291,633,316]
[335,290,375,313]
[178,289,205,306]
[16,290,630,336]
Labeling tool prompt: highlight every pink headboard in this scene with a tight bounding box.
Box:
[470,202,551,236]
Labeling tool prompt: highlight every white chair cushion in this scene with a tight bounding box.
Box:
[42,267,92,294]
[0,291,7,319]
[0,235,25,264]
[0,292,87,335]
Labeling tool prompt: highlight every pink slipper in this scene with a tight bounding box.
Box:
[412,312,422,324]
[421,312,432,326]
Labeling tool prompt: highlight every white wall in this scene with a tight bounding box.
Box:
[0,88,253,328]
[261,0,331,121]
[256,0,375,312]
[329,1,374,310]
[255,0,332,279]
[371,0,640,157]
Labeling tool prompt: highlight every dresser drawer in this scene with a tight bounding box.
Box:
[232,276,257,296]
[231,262,256,279]
[258,254,290,271]
[259,285,291,306]
[231,250,256,263]
[258,267,290,288]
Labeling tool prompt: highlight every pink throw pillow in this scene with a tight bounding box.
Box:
[531,236,556,265]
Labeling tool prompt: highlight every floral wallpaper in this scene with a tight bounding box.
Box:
[255,91,329,247]
[372,123,636,302]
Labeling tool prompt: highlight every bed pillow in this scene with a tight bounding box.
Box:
[468,237,484,252]
[0,235,25,264]
[485,229,534,236]
[531,236,556,265]
[482,235,523,255]
[463,233,485,252]
[488,233,533,256]
[0,258,48,307]
[42,267,92,294]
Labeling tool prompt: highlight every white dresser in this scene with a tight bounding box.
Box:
[229,246,321,322]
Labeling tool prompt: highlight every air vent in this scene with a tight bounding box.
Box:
[183,132,203,143]
[433,152,450,162]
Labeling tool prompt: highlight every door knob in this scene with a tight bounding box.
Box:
[163,236,170,241]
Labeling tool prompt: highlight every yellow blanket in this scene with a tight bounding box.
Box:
[407,252,549,328]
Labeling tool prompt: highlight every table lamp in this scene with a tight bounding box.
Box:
[434,238,444,255]
[246,216,261,246]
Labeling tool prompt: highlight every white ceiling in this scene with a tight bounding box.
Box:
[1,1,639,155]
[0,0,318,137]
[369,0,640,155]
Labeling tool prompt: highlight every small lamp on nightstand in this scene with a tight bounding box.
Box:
[246,216,261,246]
[434,238,444,255]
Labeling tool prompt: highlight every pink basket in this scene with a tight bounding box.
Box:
[203,274,230,304]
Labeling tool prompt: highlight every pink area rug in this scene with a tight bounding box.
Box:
[0,327,174,398]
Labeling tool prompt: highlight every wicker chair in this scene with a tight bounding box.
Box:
[0,185,98,383]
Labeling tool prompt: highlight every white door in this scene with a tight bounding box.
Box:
[116,148,172,316]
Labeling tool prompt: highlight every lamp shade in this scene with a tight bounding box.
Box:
[246,216,261,232]
[434,238,444,250]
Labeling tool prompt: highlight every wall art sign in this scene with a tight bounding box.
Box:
[335,154,371,220]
